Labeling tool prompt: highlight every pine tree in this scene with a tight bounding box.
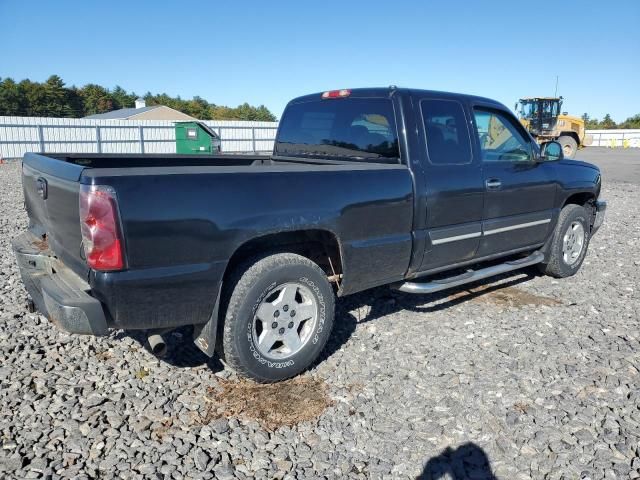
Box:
[0,75,277,121]
[0,78,25,115]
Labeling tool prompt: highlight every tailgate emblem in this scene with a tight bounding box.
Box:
[36,177,48,200]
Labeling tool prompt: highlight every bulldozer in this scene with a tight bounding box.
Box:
[516,96,592,158]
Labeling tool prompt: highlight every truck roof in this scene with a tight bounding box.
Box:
[288,87,506,109]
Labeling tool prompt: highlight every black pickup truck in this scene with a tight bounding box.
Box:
[12,87,606,382]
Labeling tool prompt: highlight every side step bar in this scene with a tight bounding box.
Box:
[394,251,544,294]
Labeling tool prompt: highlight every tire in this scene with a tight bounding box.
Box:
[538,204,590,278]
[558,135,578,158]
[220,253,335,383]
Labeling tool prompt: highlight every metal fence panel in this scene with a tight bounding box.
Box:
[586,129,640,147]
[0,116,279,160]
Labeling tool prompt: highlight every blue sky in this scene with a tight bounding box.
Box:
[2,0,638,121]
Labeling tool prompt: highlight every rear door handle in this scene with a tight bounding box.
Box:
[485,178,502,190]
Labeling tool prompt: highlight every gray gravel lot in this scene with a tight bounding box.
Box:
[1,152,639,479]
[577,147,640,185]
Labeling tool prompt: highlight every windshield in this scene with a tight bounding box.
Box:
[541,99,560,117]
[519,99,561,119]
[275,97,400,163]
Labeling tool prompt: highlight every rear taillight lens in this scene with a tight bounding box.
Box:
[79,185,125,271]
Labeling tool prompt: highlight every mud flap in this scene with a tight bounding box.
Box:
[192,289,221,357]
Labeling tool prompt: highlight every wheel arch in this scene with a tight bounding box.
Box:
[193,228,344,358]
[223,229,344,291]
[559,131,580,146]
[565,190,600,231]
[563,191,595,209]
[540,191,596,264]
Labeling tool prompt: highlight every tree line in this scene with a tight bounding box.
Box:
[0,75,277,121]
[581,112,640,130]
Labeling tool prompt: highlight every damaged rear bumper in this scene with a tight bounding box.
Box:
[11,231,109,336]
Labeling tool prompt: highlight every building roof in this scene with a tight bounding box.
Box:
[85,105,195,120]
[85,106,160,119]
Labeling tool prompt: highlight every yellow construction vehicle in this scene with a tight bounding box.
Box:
[516,96,592,158]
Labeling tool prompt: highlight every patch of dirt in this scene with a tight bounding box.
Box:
[513,401,530,414]
[95,350,113,361]
[448,285,561,308]
[203,376,333,431]
[150,418,173,441]
[32,237,48,251]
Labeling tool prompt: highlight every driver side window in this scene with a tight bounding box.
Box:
[473,109,532,162]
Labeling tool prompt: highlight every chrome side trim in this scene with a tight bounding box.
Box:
[483,218,551,236]
[431,232,481,245]
[430,218,551,245]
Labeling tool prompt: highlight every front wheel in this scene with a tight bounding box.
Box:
[538,204,590,278]
[558,135,578,158]
[220,253,335,382]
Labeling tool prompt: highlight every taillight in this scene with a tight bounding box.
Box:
[79,184,125,271]
[321,89,351,99]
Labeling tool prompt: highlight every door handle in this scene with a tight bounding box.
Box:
[485,178,502,190]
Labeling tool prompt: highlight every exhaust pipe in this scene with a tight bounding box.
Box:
[148,333,167,357]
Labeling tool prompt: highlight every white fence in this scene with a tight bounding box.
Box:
[2,117,639,161]
[586,129,640,148]
[0,116,279,160]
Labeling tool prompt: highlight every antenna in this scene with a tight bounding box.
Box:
[554,76,559,97]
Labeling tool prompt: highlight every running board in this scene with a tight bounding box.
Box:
[395,251,544,294]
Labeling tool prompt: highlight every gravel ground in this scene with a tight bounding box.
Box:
[1,156,639,480]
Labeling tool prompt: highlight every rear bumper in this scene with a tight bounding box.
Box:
[12,231,109,335]
[591,200,606,236]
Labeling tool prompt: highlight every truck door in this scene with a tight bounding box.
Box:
[470,106,556,257]
[416,98,484,272]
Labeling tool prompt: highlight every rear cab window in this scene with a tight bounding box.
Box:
[275,97,400,163]
[421,99,473,165]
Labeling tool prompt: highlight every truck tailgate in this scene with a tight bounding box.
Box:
[22,153,88,279]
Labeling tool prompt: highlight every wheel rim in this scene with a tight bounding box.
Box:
[562,143,574,156]
[562,221,585,265]
[252,282,318,360]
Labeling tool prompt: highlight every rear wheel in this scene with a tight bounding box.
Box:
[558,135,578,158]
[538,204,590,278]
[220,253,335,382]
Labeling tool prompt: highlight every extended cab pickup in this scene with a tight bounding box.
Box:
[13,87,606,382]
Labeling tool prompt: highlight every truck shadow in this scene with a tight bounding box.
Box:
[417,442,497,479]
[317,269,538,365]
[124,269,539,373]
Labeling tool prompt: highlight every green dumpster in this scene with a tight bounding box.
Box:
[175,121,222,154]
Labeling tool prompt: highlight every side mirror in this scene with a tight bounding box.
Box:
[539,141,563,162]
